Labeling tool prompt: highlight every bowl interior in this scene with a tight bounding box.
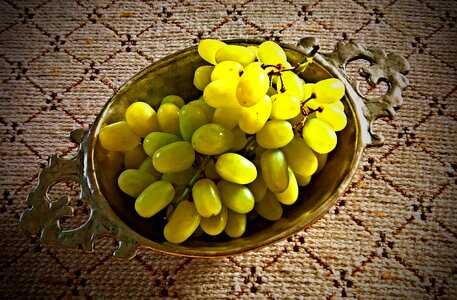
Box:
[91,41,361,256]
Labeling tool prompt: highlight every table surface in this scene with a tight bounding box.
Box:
[1,0,456,298]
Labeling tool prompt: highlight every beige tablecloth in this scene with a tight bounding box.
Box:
[1,0,456,298]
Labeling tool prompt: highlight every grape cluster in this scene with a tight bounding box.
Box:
[98,39,347,244]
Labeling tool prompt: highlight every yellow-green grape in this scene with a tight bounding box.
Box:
[99,121,141,152]
[164,201,201,244]
[230,126,248,152]
[274,168,299,205]
[255,190,283,221]
[236,62,269,107]
[258,40,288,66]
[203,77,241,108]
[194,65,214,91]
[270,93,301,120]
[303,83,315,101]
[135,180,175,218]
[247,45,258,59]
[212,107,242,130]
[215,45,256,67]
[124,144,148,169]
[248,171,267,203]
[161,95,185,108]
[224,209,246,238]
[260,149,289,193]
[198,39,227,65]
[161,166,196,185]
[316,104,347,131]
[215,153,257,184]
[295,172,312,186]
[143,132,181,157]
[211,60,243,81]
[305,98,321,110]
[153,141,195,173]
[281,135,318,176]
[138,157,162,180]
[277,71,304,101]
[333,100,345,111]
[239,94,272,134]
[255,120,294,149]
[118,169,157,198]
[125,101,159,138]
[192,178,222,218]
[302,118,337,154]
[203,158,220,180]
[267,85,277,97]
[217,180,255,214]
[157,102,180,135]
[315,152,328,174]
[179,100,214,141]
[200,205,228,236]
[191,123,234,155]
[313,78,345,103]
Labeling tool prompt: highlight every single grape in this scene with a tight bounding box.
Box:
[143,132,181,157]
[118,169,157,198]
[256,120,294,149]
[192,178,223,218]
[138,157,162,180]
[124,144,148,169]
[212,106,242,130]
[236,62,269,107]
[302,118,337,154]
[200,205,228,236]
[198,39,227,65]
[255,190,283,221]
[295,172,312,186]
[260,149,289,193]
[211,60,243,81]
[302,83,315,101]
[316,104,347,131]
[270,93,301,120]
[179,100,214,141]
[215,153,257,184]
[258,40,288,66]
[157,102,180,135]
[315,152,328,174]
[281,135,318,176]
[203,77,241,108]
[164,200,201,243]
[313,78,345,103]
[203,158,220,180]
[248,169,267,203]
[274,168,299,205]
[161,95,185,108]
[161,166,197,185]
[224,209,247,238]
[239,94,272,134]
[153,141,195,173]
[217,180,255,214]
[99,121,141,152]
[125,101,159,138]
[276,71,304,101]
[192,123,234,155]
[135,180,175,218]
[194,65,215,91]
[215,45,256,67]
[230,126,248,152]
[247,45,259,59]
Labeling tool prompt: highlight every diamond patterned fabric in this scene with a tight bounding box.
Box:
[1,0,456,298]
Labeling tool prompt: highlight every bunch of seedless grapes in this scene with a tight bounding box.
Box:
[99,39,347,244]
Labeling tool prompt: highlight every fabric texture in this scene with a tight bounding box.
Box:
[1,0,456,298]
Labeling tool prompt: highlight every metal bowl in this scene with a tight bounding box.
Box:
[20,37,409,258]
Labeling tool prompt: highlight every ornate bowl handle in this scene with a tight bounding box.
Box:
[20,129,139,259]
[298,37,410,146]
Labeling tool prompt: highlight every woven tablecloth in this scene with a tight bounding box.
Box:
[1,0,456,298]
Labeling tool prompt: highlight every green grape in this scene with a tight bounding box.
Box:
[191,123,234,155]
[217,180,255,214]
[281,135,318,176]
[161,95,185,108]
[316,104,347,131]
[215,153,257,184]
[203,158,220,180]
[118,169,157,198]
[157,102,180,135]
[248,171,267,203]
[198,39,227,65]
[153,141,195,173]
[135,180,175,218]
[194,65,215,91]
[255,120,294,149]
[276,71,304,101]
[305,98,321,110]
[215,44,256,67]
[270,93,301,120]
[230,126,248,152]
[258,40,288,66]
[224,209,246,238]
[267,85,277,97]
[236,62,269,107]
[302,83,315,101]
[333,100,345,111]
[99,121,141,152]
[161,166,196,185]
[260,149,289,193]
[302,118,337,154]
[255,190,283,221]
[164,200,201,244]
[203,77,241,108]
[274,168,299,205]
[247,45,258,59]
[192,178,222,218]
[315,152,328,174]
[313,78,345,104]
[125,101,159,138]
[239,94,272,134]
[124,144,148,169]
[212,107,242,130]
[143,132,181,157]
[179,100,214,141]
[200,205,228,236]
[138,157,162,180]
[295,172,312,186]
[211,60,243,81]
